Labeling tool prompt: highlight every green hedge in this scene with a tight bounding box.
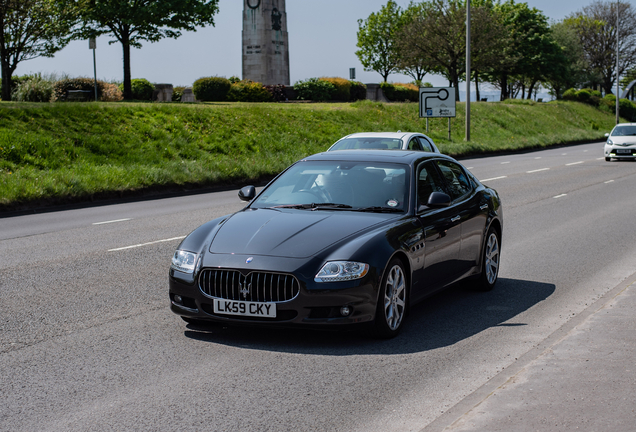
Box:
[193,76,231,102]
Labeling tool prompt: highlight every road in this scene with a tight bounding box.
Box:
[2,141,636,432]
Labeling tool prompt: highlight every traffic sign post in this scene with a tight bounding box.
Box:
[89,38,98,101]
[419,87,456,140]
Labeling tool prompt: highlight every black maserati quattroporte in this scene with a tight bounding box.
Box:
[169,150,502,338]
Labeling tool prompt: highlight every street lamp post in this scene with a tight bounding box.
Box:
[616,0,620,124]
[466,0,471,141]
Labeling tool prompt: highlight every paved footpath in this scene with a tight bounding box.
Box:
[424,272,636,432]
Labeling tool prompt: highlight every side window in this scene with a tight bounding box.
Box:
[417,137,434,152]
[408,138,423,151]
[436,160,472,200]
[417,162,446,207]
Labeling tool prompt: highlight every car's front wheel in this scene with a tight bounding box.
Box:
[475,227,501,291]
[605,157,611,161]
[372,259,407,339]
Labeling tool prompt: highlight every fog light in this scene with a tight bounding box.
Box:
[340,306,352,317]
[174,295,183,304]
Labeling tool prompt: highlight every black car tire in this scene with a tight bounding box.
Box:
[372,258,408,339]
[475,226,501,292]
[605,157,611,161]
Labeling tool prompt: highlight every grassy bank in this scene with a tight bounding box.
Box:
[0,99,616,210]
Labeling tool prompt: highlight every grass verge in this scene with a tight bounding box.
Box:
[0,99,616,211]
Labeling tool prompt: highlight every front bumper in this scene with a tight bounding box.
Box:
[169,267,379,327]
[605,145,636,159]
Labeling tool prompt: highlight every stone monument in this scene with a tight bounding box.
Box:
[242,0,290,86]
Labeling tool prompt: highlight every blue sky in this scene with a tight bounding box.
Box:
[16,0,633,88]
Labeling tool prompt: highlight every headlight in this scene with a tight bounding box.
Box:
[607,139,614,145]
[315,261,369,283]
[171,250,198,274]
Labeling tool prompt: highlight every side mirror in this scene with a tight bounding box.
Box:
[605,133,610,137]
[427,191,451,208]
[238,185,256,202]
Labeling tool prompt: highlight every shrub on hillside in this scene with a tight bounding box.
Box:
[193,76,231,101]
[600,94,636,121]
[101,83,123,102]
[294,78,335,101]
[227,80,273,102]
[52,77,106,101]
[350,81,367,101]
[118,78,154,100]
[562,88,577,101]
[12,74,53,102]
[172,86,186,102]
[319,77,351,101]
[380,82,418,102]
[264,84,287,102]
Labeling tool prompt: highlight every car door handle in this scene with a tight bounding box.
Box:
[480,204,489,210]
[451,216,461,222]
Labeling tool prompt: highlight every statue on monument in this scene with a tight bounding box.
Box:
[242,0,290,86]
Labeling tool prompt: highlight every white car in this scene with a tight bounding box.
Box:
[328,132,440,153]
[604,123,636,161]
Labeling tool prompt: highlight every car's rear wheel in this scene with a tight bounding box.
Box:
[475,227,500,291]
[372,259,407,339]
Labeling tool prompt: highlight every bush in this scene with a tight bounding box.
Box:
[319,77,351,101]
[172,86,186,102]
[193,76,231,102]
[118,78,154,100]
[350,81,367,101]
[575,89,592,103]
[264,84,287,102]
[52,77,106,101]
[227,80,273,102]
[562,88,577,101]
[100,83,123,102]
[380,82,418,102]
[294,78,335,101]
[12,74,53,102]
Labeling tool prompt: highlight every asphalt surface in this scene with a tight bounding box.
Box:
[2,141,636,431]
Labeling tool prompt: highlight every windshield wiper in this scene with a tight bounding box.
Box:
[270,203,352,210]
[356,206,404,213]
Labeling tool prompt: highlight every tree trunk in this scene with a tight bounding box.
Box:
[122,30,132,100]
[475,72,481,101]
[1,56,15,102]
[527,81,537,100]
[500,74,508,101]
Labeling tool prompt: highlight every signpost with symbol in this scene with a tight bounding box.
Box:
[419,87,456,140]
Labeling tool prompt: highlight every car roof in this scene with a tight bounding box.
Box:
[302,149,455,165]
[341,132,421,139]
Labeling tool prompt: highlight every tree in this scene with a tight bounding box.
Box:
[483,1,556,101]
[396,2,430,85]
[543,22,589,99]
[356,0,403,83]
[80,0,220,100]
[0,0,79,101]
[566,1,636,95]
[396,0,466,100]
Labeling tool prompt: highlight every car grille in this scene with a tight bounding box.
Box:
[199,269,300,303]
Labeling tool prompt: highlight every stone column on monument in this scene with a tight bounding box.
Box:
[242,0,290,86]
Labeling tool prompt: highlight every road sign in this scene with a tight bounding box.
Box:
[419,87,456,118]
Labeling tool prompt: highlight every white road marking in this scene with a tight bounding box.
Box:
[527,168,550,173]
[566,161,584,166]
[93,218,132,225]
[535,157,542,159]
[109,236,186,252]
[501,161,511,164]
[481,176,508,182]
[553,194,567,199]
[605,180,615,184]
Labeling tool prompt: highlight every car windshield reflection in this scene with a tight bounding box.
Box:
[611,125,636,136]
[252,161,408,212]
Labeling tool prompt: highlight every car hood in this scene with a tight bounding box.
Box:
[209,208,394,258]
[608,136,636,146]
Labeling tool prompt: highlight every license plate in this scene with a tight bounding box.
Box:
[213,299,276,318]
[617,149,631,154]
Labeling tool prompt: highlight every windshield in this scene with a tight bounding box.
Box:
[330,137,403,150]
[611,125,636,136]
[252,160,409,211]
